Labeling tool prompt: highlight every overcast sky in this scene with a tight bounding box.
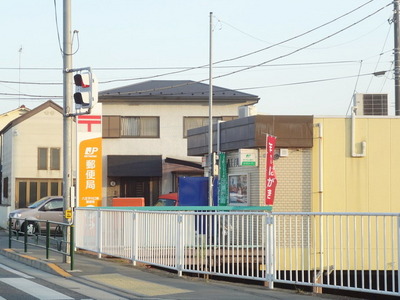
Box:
[0,0,395,116]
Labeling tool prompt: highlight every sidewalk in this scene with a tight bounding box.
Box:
[0,230,345,300]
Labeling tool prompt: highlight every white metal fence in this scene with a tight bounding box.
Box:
[75,208,400,297]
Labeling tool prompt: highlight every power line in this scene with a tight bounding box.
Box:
[214,0,379,63]
[0,59,389,86]
[0,60,370,71]
[101,1,384,84]
[235,70,392,91]
[209,3,392,82]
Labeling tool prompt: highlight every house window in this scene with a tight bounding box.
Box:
[38,147,61,170]
[103,116,121,138]
[50,148,61,170]
[103,116,159,138]
[183,116,236,137]
[38,148,48,170]
[16,179,62,208]
[3,177,8,198]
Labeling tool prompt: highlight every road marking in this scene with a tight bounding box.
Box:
[0,278,73,300]
[84,273,192,297]
[0,263,33,279]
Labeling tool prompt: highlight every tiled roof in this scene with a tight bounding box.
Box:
[99,80,259,102]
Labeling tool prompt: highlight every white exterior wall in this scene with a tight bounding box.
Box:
[102,101,242,200]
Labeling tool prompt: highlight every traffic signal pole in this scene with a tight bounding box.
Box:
[63,0,73,263]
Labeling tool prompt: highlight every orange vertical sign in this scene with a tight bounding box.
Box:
[79,137,102,207]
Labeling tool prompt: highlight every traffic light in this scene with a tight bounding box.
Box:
[73,72,98,109]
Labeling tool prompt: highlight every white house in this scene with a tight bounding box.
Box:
[0,101,67,228]
[99,80,259,206]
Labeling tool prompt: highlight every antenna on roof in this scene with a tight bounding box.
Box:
[18,46,22,107]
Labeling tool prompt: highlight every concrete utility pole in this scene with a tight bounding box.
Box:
[394,0,400,115]
[63,0,73,262]
[208,12,214,206]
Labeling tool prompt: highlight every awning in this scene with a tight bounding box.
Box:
[108,155,162,177]
[165,157,203,169]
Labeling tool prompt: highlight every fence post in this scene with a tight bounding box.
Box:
[132,211,137,266]
[397,215,400,297]
[8,218,12,248]
[70,224,74,271]
[24,218,28,252]
[176,214,184,276]
[265,213,274,289]
[46,221,50,259]
[97,209,101,259]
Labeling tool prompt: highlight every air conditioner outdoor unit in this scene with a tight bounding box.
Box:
[353,93,388,116]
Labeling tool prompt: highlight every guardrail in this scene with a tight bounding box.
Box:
[75,208,400,297]
[8,217,75,270]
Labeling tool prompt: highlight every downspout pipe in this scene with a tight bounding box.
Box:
[351,107,366,157]
[315,123,324,213]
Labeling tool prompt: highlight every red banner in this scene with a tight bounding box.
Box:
[265,135,277,205]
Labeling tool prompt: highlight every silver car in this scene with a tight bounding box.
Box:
[9,196,64,235]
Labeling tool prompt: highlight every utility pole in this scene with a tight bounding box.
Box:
[394,0,400,115]
[208,12,214,206]
[63,0,73,263]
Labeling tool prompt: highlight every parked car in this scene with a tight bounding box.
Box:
[154,193,178,206]
[8,196,64,235]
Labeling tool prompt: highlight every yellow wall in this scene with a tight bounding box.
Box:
[313,117,400,213]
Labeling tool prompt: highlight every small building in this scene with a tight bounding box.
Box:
[187,111,400,213]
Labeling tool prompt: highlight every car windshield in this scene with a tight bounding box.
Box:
[28,196,52,209]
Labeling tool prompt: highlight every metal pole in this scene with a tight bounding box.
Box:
[394,0,400,115]
[63,0,73,263]
[208,12,214,206]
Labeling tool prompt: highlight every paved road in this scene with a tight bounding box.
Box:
[0,230,349,299]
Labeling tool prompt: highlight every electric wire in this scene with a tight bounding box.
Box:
[3,69,388,101]
[0,60,374,86]
[53,0,79,56]
[108,3,391,96]
[209,3,392,84]
[213,0,379,64]
[0,60,370,71]
[236,70,389,91]
[101,0,382,84]
[1,1,392,102]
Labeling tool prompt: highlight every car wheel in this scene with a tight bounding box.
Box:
[22,222,40,235]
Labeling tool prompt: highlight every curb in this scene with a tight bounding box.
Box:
[0,248,71,278]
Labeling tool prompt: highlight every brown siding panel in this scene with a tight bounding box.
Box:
[187,115,313,156]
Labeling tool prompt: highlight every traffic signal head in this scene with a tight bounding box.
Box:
[73,72,98,110]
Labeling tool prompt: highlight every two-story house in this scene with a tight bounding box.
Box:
[0,101,68,228]
[99,80,259,206]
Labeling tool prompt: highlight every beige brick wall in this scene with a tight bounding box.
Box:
[273,148,312,212]
[226,148,312,212]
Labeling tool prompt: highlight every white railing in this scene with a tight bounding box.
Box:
[75,208,400,297]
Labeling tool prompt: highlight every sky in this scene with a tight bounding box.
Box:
[0,0,395,116]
